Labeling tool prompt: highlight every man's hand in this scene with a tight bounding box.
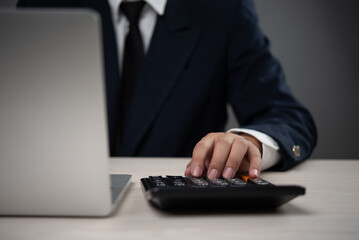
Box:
[185,132,263,179]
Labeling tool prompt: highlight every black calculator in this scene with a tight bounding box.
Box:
[140,175,305,211]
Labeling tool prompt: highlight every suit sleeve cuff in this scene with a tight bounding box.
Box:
[227,128,281,170]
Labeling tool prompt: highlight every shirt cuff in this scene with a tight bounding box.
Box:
[227,128,281,170]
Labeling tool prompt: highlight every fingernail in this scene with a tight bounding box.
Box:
[223,167,234,179]
[208,169,219,179]
[253,169,259,178]
[191,166,202,177]
[185,166,191,176]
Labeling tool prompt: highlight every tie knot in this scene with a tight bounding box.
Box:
[120,1,146,25]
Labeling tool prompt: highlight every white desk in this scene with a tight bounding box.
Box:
[1,158,359,240]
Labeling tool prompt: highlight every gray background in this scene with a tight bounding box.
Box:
[253,0,359,159]
[231,0,359,159]
[1,0,358,159]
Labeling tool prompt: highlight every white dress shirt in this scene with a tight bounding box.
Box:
[107,0,280,170]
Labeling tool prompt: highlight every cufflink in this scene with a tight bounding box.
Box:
[292,145,301,157]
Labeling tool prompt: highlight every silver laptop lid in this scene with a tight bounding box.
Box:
[0,9,115,216]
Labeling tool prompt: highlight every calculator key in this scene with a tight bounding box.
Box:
[248,178,271,186]
[186,177,209,186]
[149,176,164,181]
[166,176,187,186]
[207,178,230,187]
[172,182,186,186]
[226,178,247,186]
[149,176,168,187]
[239,175,270,186]
[166,175,185,181]
[240,175,251,182]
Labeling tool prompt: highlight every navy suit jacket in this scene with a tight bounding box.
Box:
[18,0,317,170]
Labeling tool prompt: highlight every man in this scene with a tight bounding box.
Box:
[17,0,317,179]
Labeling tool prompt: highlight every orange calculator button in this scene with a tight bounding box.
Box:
[240,175,251,182]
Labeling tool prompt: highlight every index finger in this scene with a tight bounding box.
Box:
[185,135,215,177]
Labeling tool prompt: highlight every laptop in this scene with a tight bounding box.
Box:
[0,9,131,217]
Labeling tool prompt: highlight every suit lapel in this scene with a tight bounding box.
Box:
[119,0,201,155]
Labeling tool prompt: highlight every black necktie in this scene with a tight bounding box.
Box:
[120,1,146,129]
